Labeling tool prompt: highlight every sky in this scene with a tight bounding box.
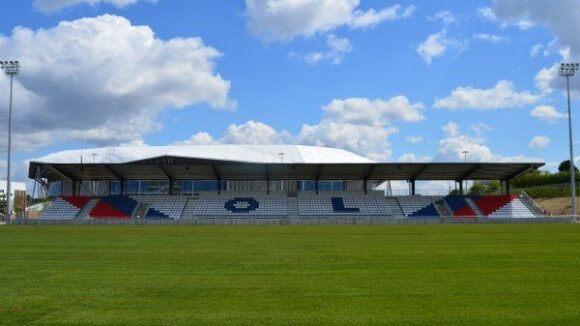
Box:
[1,0,580,193]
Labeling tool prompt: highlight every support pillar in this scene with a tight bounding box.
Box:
[363,179,368,195]
[315,179,319,195]
[168,179,174,195]
[459,181,464,196]
[120,181,125,196]
[217,179,222,195]
[411,180,416,196]
[266,179,270,195]
[72,180,77,196]
[506,180,511,195]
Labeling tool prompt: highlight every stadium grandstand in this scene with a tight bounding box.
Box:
[28,144,547,221]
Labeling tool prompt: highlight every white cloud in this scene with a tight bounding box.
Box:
[473,33,509,43]
[223,121,292,144]
[471,122,493,137]
[478,7,497,22]
[245,0,415,42]
[396,153,432,162]
[405,136,423,143]
[177,95,425,161]
[479,5,533,29]
[435,121,542,162]
[493,0,580,51]
[0,15,234,149]
[174,132,218,146]
[428,10,458,25]
[304,34,352,65]
[322,96,425,126]
[298,120,397,161]
[416,29,468,64]
[350,4,415,29]
[175,121,292,146]
[529,135,551,149]
[530,43,544,57]
[416,30,446,64]
[33,0,156,13]
[530,105,566,122]
[434,80,540,110]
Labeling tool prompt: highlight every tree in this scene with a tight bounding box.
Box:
[558,160,579,173]
[0,193,6,222]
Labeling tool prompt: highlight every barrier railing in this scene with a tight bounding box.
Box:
[9,216,574,225]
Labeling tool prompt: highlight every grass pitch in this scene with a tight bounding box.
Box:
[1,224,580,325]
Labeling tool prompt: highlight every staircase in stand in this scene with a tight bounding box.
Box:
[385,197,405,217]
[435,200,452,217]
[465,198,485,217]
[287,197,299,218]
[75,198,99,219]
[134,204,149,219]
[181,197,198,219]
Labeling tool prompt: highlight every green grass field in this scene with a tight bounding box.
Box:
[1,224,580,325]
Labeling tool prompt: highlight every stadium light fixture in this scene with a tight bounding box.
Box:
[560,62,579,222]
[0,60,20,224]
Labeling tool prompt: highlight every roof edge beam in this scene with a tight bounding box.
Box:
[456,165,482,182]
[364,164,376,180]
[158,164,173,180]
[104,165,125,181]
[502,165,534,182]
[49,165,75,182]
[410,164,429,181]
[211,164,221,181]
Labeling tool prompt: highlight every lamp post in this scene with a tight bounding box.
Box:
[462,150,469,195]
[0,61,20,224]
[560,62,579,221]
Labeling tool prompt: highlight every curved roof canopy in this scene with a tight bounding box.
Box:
[29,144,544,182]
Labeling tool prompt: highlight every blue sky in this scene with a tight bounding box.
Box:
[1,0,580,187]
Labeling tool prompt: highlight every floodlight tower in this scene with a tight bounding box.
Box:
[560,62,580,222]
[0,61,20,224]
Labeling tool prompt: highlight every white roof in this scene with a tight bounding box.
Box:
[33,145,374,164]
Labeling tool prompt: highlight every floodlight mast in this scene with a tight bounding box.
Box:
[0,60,20,224]
[559,63,580,222]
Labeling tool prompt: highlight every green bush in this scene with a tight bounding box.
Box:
[523,187,578,198]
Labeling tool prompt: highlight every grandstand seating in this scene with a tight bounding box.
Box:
[41,196,89,219]
[193,192,287,216]
[298,191,395,216]
[39,193,544,219]
[474,195,515,216]
[397,196,442,217]
[132,196,187,219]
[488,197,537,218]
[444,196,476,218]
[89,196,138,219]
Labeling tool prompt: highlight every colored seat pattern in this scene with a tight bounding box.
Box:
[41,196,89,219]
[90,196,138,219]
[474,195,516,216]
[444,196,476,218]
[298,191,395,216]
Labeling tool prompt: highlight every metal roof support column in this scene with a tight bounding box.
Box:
[363,179,368,195]
[217,179,222,195]
[459,181,464,196]
[168,180,174,195]
[315,178,319,195]
[411,180,416,196]
[120,181,125,196]
[266,165,270,195]
[72,180,77,196]
[506,180,511,195]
